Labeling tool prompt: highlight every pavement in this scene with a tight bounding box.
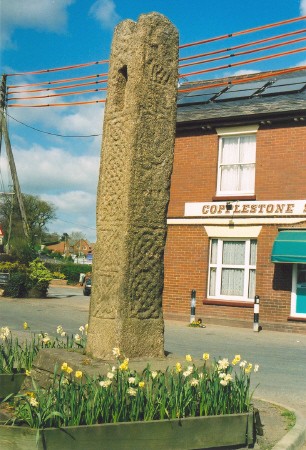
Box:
[1,285,306,449]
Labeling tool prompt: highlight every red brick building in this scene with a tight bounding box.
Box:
[163,68,306,333]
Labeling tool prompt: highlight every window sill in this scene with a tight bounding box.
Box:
[203,299,253,308]
[212,195,256,202]
[287,316,306,322]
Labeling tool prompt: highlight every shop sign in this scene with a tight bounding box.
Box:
[185,200,306,217]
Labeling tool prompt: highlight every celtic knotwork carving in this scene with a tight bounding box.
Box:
[150,63,171,84]
[127,228,166,319]
[91,271,119,319]
[95,226,124,271]
[135,118,172,171]
[98,114,129,219]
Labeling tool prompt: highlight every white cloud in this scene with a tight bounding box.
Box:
[56,104,104,137]
[230,70,261,77]
[1,0,74,50]
[296,59,306,67]
[1,142,99,241]
[42,191,97,241]
[300,0,306,14]
[89,0,120,29]
[7,96,104,156]
[12,144,100,195]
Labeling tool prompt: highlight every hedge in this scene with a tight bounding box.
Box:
[44,262,92,284]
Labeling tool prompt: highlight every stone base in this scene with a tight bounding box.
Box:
[86,317,165,359]
[21,348,208,393]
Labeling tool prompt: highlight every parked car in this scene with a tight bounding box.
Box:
[83,278,91,296]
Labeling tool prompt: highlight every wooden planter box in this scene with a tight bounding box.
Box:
[0,410,254,450]
[0,373,26,400]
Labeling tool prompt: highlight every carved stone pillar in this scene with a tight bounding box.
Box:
[86,13,178,359]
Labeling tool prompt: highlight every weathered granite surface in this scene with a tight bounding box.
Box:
[86,13,179,359]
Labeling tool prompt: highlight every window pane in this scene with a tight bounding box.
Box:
[220,166,239,191]
[248,269,256,298]
[209,268,216,296]
[221,269,244,296]
[250,240,257,265]
[239,135,256,163]
[223,241,245,265]
[210,239,218,264]
[221,137,239,164]
[240,164,255,192]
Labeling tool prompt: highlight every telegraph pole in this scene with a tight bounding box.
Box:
[0,75,6,150]
[0,74,30,240]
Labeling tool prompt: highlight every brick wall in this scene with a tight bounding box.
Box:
[168,124,306,214]
[163,123,306,333]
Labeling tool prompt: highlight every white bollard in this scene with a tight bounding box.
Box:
[253,295,260,332]
[190,290,196,323]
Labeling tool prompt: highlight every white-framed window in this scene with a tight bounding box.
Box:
[208,238,257,301]
[216,126,258,196]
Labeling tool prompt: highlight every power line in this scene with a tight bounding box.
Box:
[179,15,306,49]
[5,112,102,138]
[55,217,96,231]
[8,98,106,108]
[5,59,109,77]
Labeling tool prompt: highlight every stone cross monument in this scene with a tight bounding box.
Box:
[86,13,178,359]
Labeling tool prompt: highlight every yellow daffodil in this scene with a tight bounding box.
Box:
[119,358,129,371]
[185,354,192,362]
[138,381,145,388]
[61,362,68,371]
[66,366,73,374]
[23,322,28,330]
[75,370,83,378]
[203,353,210,361]
[26,391,35,398]
[175,362,182,373]
[245,363,253,374]
[25,370,31,377]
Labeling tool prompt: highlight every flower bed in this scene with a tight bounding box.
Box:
[0,323,88,400]
[0,333,258,449]
[0,411,254,450]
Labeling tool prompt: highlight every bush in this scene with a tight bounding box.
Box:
[45,262,92,284]
[2,260,53,298]
[26,259,53,297]
[9,241,37,264]
[4,272,28,298]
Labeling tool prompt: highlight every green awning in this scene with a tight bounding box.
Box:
[271,230,306,263]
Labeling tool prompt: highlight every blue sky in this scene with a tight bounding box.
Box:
[1,0,306,242]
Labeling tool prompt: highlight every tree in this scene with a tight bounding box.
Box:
[68,231,86,245]
[0,193,56,253]
[68,231,87,257]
